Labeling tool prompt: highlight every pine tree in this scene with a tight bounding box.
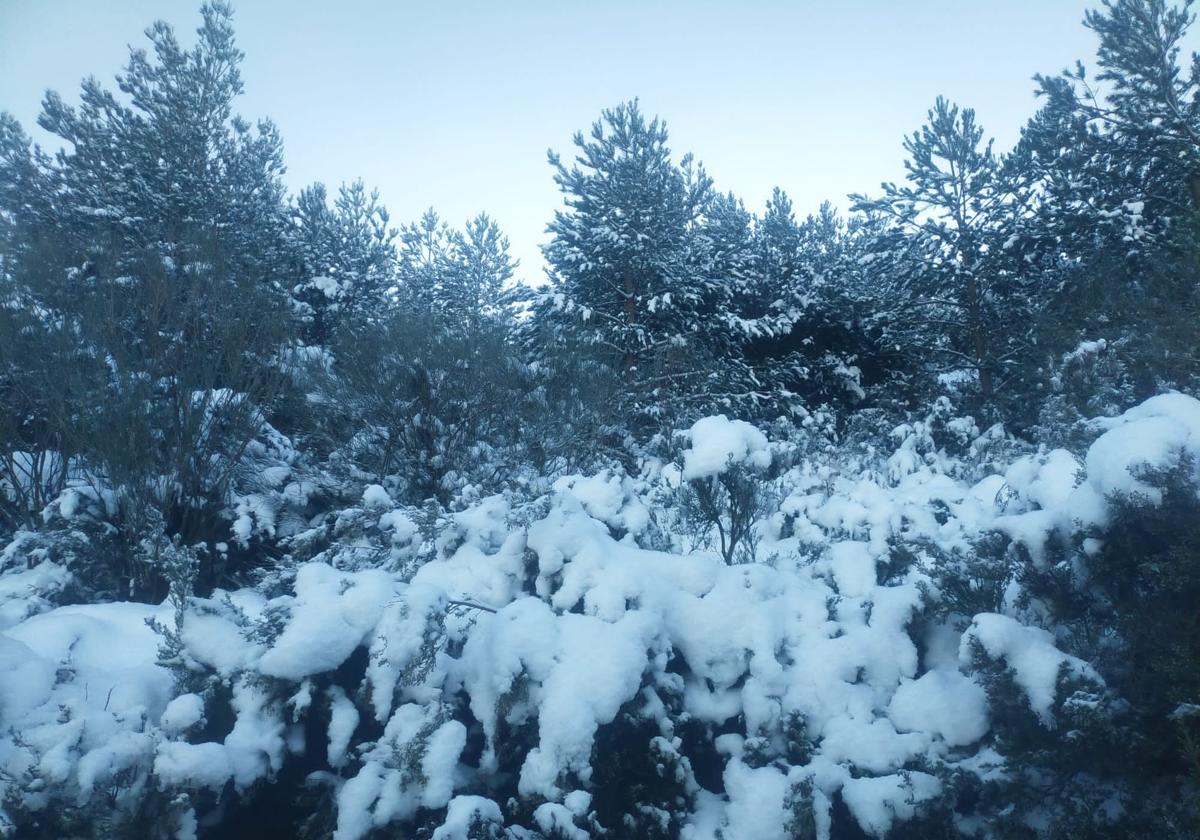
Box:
[1012,0,1200,408]
[533,100,729,421]
[393,209,515,329]
[448,213,517,327]
[321,208,521,502]
[0,2,295,596]
[852,97,1036,422]
[395,209,454,313]
[35,2,291,297]
[739,192,874,413]
[1042,0,1200,217]
[292,180,396,343]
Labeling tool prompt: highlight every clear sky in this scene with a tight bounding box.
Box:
[0,1,1159,279]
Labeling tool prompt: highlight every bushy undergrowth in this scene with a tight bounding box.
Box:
[2,396,1200,838]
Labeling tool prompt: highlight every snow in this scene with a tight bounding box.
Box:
[362,583,449,720]
[553,471,650,535]
[257,563,395,680]
[1005,448,1081,511]
[839,771,941,837]
[0,560,70,630]
[361,483,392,510]
[817,716,929,774]
[379,507,418,546]
[453,591,662,800]
[310,275,343,299]
[961,613,1100,723]
[334,760,386,840]
[3,602,173,717]
[224,676,286,788]
[533,802,589,839]
[0,601,175,821]
[328,698,469,834]
[326,686,359,768]
[824,540,876,598]
[154,741,235,789]
[232,492,279,545]
[720,760,791,840]
[180,596,266,675]
[563,789,592,817]
[420,719,467,808]
[3,394,1197,836]
[681,415,771,480]
[888,668,989,746]
[988,394,1200,560]
[0,635,56,723]
[76,730,155,800]
[176,807,198,840]
[160,693,205,733]
[1061,338,1107,365]
[432,796,504,839]
[1074,392,1200,515]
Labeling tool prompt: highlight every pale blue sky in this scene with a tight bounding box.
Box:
[0,1,1158,277]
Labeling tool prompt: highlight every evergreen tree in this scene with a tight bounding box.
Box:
[852,98,1036,422]
[453,213,517,323]
[292,179,396,344]
[699,190,756,294]
[394,208,515,328]
[34,2,291,297]
[740,192,875,413]
[0,2,295,596]
[533,101,731,420]
[319,208,521,503]
[1041,0,1200,218]
[395,208,454,313]
[1012,0,1200,411]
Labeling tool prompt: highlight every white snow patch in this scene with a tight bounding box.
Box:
[681,415,771,480]
[160,693,205,734]
[961,613,1100,723]
[257,563,395,680]
[888,668,989,746]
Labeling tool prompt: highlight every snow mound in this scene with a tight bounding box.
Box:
[888,668,989,746]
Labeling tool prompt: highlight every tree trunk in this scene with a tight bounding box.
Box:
[622,269,638,372]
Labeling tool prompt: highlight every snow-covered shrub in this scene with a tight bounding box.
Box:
[1,394,1199,838]
[0,599,184,839]
[1005,459,1200,833]
[928,393,1200,835]
[0,481,126,612]
[0,409,309,605]
[676,415,776,563]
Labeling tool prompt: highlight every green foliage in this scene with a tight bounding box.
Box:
[1016,460,1200,834]
[291,179,396,345]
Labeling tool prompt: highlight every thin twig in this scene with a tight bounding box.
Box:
[446,598,498,614]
